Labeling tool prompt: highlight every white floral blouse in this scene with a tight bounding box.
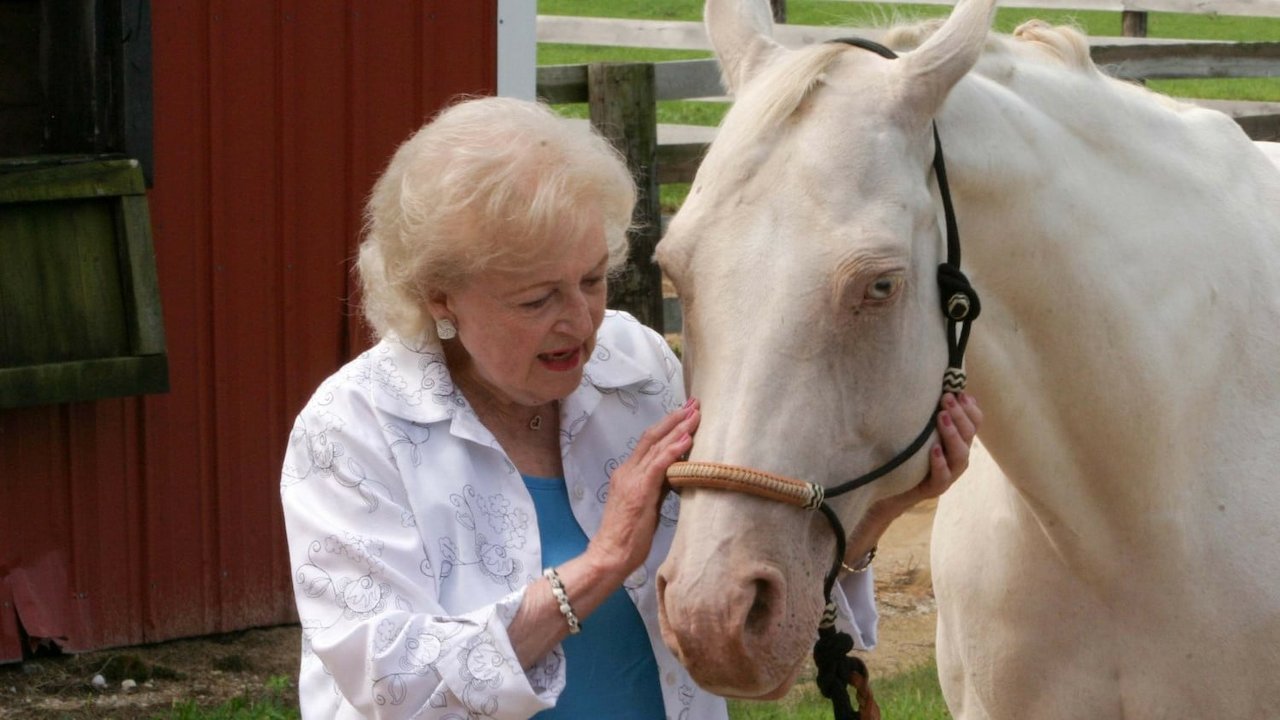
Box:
[280,311,878,719]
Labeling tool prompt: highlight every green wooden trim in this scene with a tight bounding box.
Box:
[0,155,168,408]
[117,194,166,355]
[0,157,145,203]
[0,355,168,409]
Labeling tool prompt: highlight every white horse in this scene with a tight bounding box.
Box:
[654,0,1280,716]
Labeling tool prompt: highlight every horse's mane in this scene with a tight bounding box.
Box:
[885,19,1098,74]
[714,43,851,161]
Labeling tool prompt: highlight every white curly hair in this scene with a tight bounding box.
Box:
[357,96,636,343]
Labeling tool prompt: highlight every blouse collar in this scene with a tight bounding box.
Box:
[362,329,655,448]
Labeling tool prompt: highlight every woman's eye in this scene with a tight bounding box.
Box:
[864,274,904,302]
[582,275,605,289]
[521,294,552,309]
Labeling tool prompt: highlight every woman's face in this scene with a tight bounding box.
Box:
[433,220,610,409]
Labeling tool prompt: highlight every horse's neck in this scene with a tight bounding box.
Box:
[941,70,1280,556]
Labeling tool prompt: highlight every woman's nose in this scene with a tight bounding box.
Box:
[557,290,594,336]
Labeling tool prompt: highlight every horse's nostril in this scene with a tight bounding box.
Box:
[744,577,780,637]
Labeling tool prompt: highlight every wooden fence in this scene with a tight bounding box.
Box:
[535,4,1279,330]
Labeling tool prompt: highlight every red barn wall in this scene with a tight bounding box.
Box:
[0,1,498,660]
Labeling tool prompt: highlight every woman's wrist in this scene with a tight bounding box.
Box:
[542,567,582,634]
[576,538,634,593]
[868,488,918,524]
[844,495,911,568]
[840,546,877,574]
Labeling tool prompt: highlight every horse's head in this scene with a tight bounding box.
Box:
[654,0,996,698]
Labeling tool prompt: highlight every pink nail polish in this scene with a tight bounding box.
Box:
[940,413,953,427]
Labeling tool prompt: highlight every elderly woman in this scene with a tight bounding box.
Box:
[280,96,981,720]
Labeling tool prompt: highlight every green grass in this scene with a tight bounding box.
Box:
[152,667,947,720]
[162,697,299,720]
[151,667,949,720]
[728,662,952,719]
[153,675,299,720]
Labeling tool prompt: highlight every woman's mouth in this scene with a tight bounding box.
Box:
[537,347,582,372]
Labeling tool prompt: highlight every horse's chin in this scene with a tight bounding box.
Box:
[701,653,806,700]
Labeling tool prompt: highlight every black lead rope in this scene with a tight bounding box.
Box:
[809,37,982,720]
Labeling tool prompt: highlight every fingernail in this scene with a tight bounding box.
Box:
[683,397,696,408]
[940,413,953,427]
[943,394,957,408]
[932,445,944,458]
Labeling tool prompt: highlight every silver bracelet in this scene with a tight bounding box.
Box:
[542,567,581,634]
[840,546,877,575]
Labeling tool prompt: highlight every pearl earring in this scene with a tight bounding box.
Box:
[436,318,457,340]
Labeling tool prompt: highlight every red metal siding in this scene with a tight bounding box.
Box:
[0,1,498,661]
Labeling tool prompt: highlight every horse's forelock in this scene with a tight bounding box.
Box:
[724,43,850,142]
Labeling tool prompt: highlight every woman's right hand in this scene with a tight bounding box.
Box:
[511,400,699,667]
[587,398,700,580]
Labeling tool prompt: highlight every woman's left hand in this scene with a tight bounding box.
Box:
[913,391,983,503]
[845,393,982,568]
[864,393,983,523]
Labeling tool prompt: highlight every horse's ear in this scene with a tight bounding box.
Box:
[705,0,787,94]
[895,0,998,116]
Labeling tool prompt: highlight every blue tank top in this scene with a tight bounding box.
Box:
[521,474,666,719]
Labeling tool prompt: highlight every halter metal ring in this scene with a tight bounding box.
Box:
[947,293,971,320]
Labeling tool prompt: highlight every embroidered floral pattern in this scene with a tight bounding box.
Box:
[295,535,391,619]
[281,411,346,485]
[456,635,507,715]
[387,421,431,466]
[419,353,466,408]
[350,352,423,407]
[600,377,666,413]
[401,627,456,675]
[437,486,527,590]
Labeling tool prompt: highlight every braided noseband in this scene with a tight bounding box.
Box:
[666,461,825,510]
[666,37,981,720]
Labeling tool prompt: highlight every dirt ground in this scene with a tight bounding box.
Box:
[860,498,942,678]
[0,502,940,718]
[0,623,302,719]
